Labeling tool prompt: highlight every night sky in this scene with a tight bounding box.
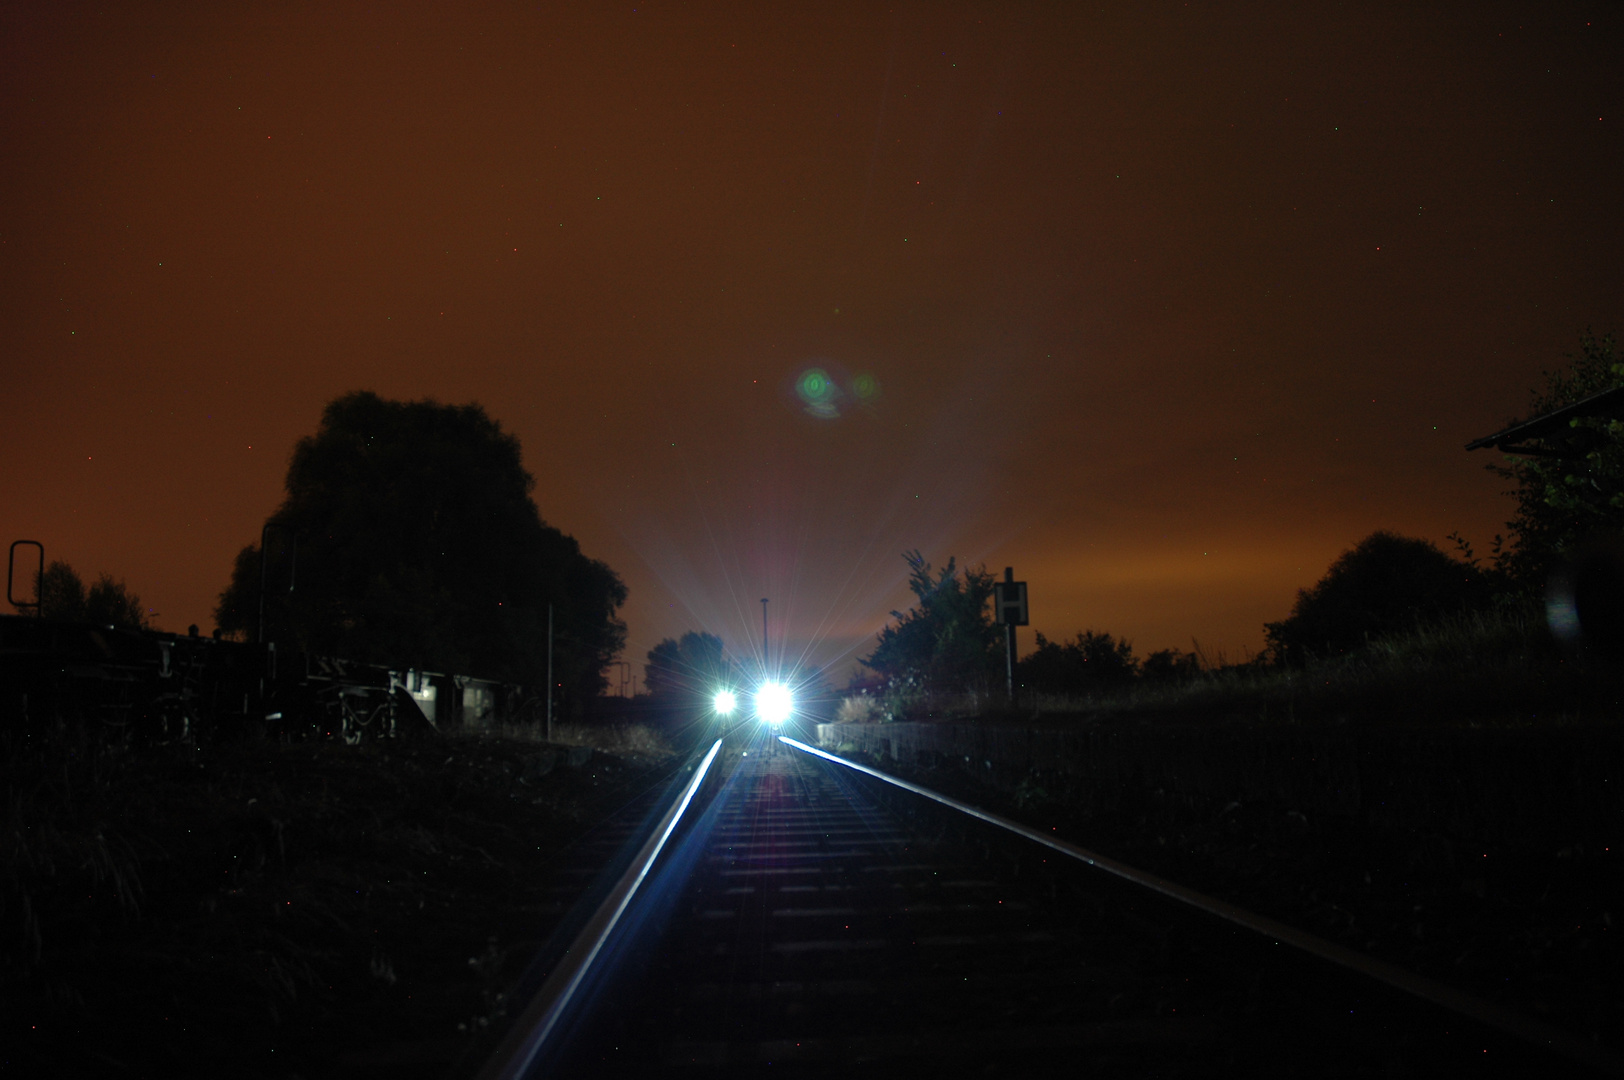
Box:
[3,2,1621,682]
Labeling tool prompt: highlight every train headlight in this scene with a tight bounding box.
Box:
[713,689,738,716]
[755,681,793,725]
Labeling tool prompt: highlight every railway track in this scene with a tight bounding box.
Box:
[471,733,1616,1078]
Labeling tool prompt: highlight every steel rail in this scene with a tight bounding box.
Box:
[475,738,725,1080]
[780,735,1620,1074]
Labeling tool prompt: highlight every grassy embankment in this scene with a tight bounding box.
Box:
[828,606,1623,1056]
[2,718,677,1079]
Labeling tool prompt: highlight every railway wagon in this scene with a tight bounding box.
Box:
[0,613,535,743]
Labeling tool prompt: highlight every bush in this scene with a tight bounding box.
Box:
[835,696,880,723]
[1264,531,1489,666]
[1141,647,1202,683]
[1017,631,1139,695]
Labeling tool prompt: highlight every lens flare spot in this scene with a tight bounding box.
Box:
[797,368,831,402]
[796,367,843,419]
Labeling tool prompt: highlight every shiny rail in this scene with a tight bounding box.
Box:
[474,738,724,1080]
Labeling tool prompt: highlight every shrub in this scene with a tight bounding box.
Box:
[1264,531,1489,666]
[1017,631,1139,694]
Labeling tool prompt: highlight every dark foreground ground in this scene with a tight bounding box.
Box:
[5,716,1619,1077]
[844,726,1622,1065]
[3,726,679,1079]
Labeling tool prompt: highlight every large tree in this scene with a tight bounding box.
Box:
[644,631,735,701]
[1490,331,1624,588]
[861,551,1000,695]
[215,392,626,702]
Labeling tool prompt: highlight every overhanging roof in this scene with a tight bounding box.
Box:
[1465,384,1624,457]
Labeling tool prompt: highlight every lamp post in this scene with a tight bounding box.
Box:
[546,603,553,742]
[761,597,769,678]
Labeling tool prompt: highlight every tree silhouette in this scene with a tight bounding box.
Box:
[18,560,151,628]
[1141,648,1201,683]
[215,392,626,704]
[644,631,735,700]
[862,551,1000,695]
[1017,630,1139,694]
[34,561,86,621]
[1490,330,1624,589]
[85,574,152,628]
[1264,531,1486,666]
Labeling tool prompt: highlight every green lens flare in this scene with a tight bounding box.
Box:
[852,373,878,400]
[797,368,832,403]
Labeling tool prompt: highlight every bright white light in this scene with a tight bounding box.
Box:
[713,689,737,715]
[755,681,793,724]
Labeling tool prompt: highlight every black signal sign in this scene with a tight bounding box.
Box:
[993,579,1028,626]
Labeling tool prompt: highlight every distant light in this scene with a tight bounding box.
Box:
[756,681,793,724]
[713,689,738,716]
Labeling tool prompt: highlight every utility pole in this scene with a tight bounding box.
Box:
[761,597,770,677]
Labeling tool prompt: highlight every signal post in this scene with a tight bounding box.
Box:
[993,567,1029,705]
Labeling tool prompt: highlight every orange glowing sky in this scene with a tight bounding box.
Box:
[3,2,1620,680]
